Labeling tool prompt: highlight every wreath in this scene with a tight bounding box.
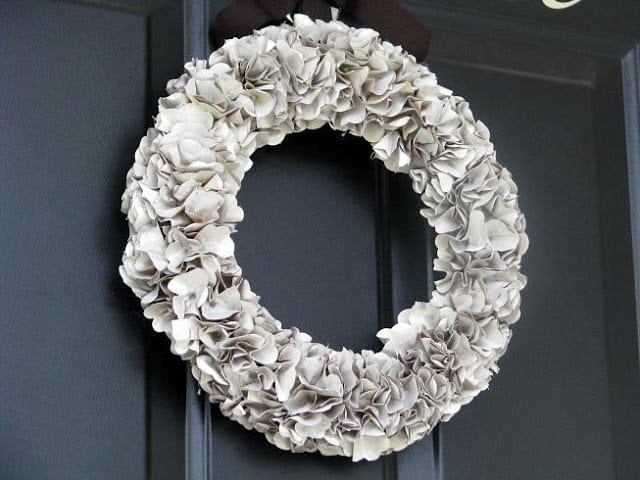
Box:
[120,14,528,462]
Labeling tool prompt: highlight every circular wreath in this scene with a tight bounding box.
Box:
[120,15,528,462]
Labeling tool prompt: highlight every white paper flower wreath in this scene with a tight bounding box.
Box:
[120,14,528,461]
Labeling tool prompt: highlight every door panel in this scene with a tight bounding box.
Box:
[234,129,379,354]
[430,63,615,480]
[0,1,147,478]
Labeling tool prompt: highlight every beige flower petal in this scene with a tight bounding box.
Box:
[184,189,223,223]
[353,435,391,462]
[196,225,234,257]
[167,268,209,306]
[201,286,241,320]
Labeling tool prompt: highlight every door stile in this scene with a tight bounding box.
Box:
[182,1,214,479]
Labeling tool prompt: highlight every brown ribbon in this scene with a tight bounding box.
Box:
[214,0,430,62]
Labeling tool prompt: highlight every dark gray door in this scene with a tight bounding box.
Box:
[2,1,639,479]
